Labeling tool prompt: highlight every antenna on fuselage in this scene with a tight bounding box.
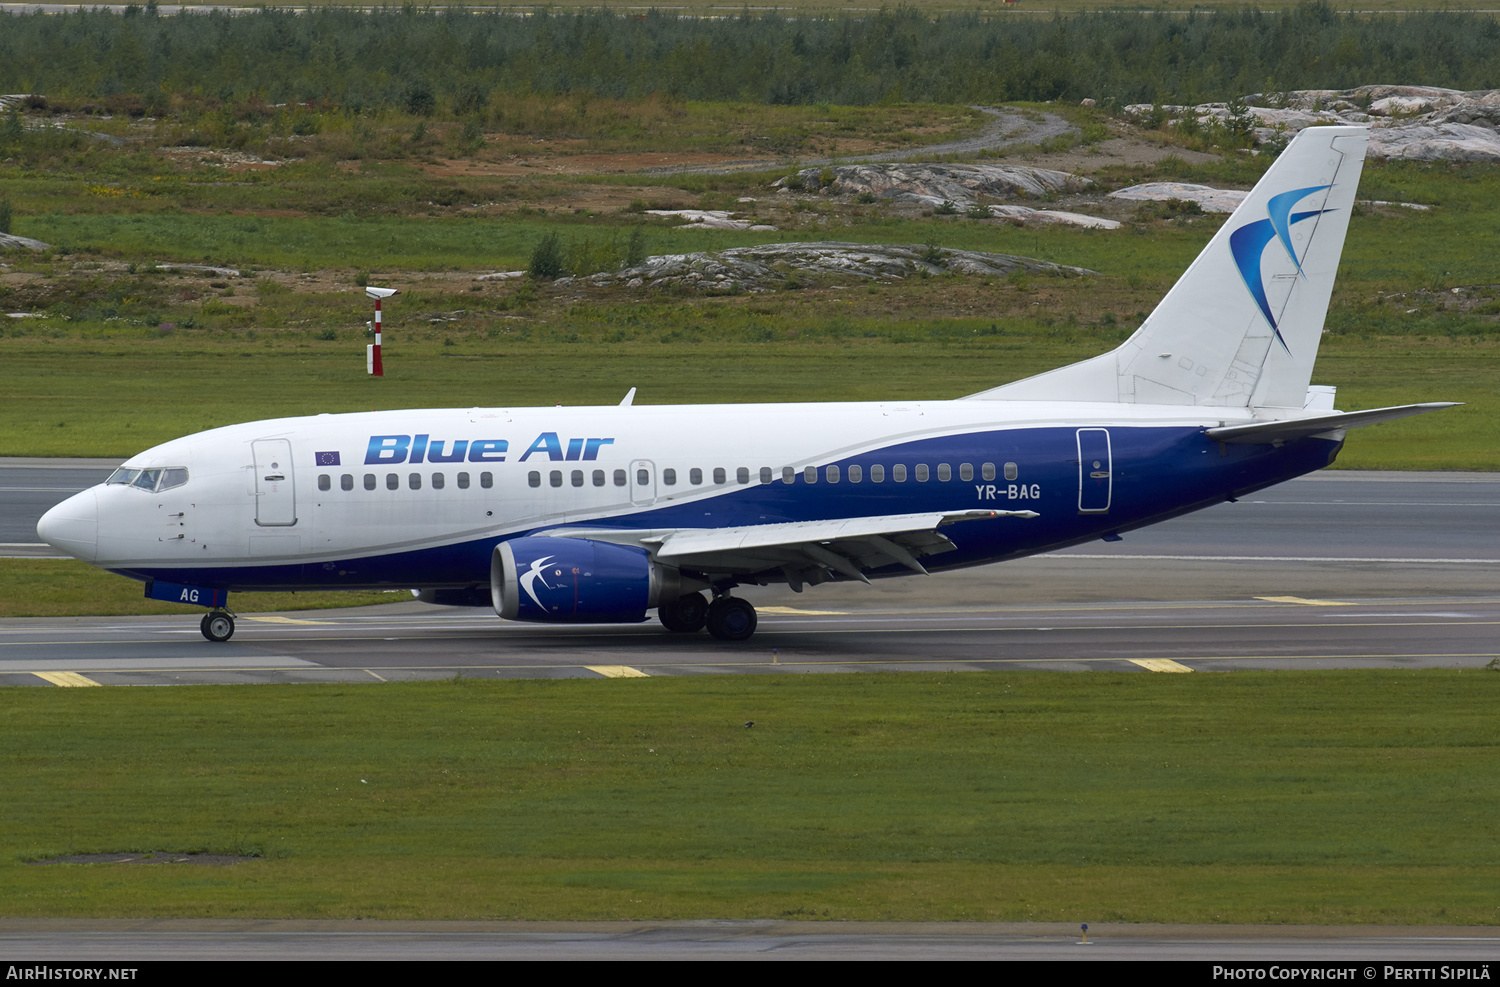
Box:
[364,285,399,377]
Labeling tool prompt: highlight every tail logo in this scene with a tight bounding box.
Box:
[1228,184,1333,354]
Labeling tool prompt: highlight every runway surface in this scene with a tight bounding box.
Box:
[3,919,1499,962]
[4,462,1497,686]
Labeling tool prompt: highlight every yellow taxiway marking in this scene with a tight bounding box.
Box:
[758,606,849,616]
[1129,658,1195,673]
[1255,596,1353,607]
[33,671,102,687]
[585,665,650,678]
[242,615,337,625]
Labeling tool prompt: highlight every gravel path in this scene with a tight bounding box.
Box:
[638,106,1079,175]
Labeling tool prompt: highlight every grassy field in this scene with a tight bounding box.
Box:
[4,671,1497,922]
[0,559,407,618]
[0,334,1488,468]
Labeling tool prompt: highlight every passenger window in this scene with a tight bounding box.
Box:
[386,474,399,490]
[161,468,189,491]
[663,468,677,485]
[550,470,563,488]
[915,465,929,482]
[983,463,996,481]
[528,471,541,488]
[318,474,331,491]
[938,464,951,482]
[893,464,907,482]
[409,473,422,490]
[782,467,795,484]
[1004,462,1018,481]
[804,466,817,484]
[571,469,584,487]
[848,465,862,483]
[960,464,973,482]
[364,474,376,491]
[458,472,471,489]
[871,464,885,483]
[690,468,703,485]
[480,472,493,489]
[432,472,445,490]
[637,468,650,486]
[760,467,773,484]
[826,465,840,483]
[341,474,354,491]
[713,467,726,484]
[593,470,605,487]
[736,467,749,484]
[614,469,627,487]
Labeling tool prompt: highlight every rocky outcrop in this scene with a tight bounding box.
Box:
[986,205,1121,229]
[776,163,1088,206]
[1108,183,1247,214]
[573,242,1094,292]
[644,209,776,231]
[1124,86,1500,162]
[0,233,49,252]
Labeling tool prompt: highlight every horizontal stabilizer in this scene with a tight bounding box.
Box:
[1205,402,1460,444]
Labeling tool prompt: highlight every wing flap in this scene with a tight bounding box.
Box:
[546,509,1038,579]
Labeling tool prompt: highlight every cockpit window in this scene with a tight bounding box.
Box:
[107,467,188,492]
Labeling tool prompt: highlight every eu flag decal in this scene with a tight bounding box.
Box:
[316,451,341,466]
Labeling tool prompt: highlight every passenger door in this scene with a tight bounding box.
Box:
[252,439,298,526]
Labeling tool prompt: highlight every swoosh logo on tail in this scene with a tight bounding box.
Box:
[1229,184,1333,355]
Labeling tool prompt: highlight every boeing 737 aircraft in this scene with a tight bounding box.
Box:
[39,126,1455,642]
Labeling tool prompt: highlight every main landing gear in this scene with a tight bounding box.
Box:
[200,609,235,642]
[658,591,758,641]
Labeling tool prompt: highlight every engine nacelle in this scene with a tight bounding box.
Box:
[491,536,685,623]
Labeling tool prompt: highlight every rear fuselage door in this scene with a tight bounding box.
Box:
[253,438,297,526]
[1076,428,1112,514]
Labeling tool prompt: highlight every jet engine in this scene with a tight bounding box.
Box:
[491,536,693,623]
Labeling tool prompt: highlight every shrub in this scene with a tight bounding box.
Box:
[529,233,565,280]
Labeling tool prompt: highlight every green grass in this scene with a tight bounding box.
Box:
[4,672,1497,922]
[0,334,1490,467]
[0,559,405,618]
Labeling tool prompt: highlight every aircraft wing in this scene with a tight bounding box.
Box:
[548,509,1037,585]
[1205,403,1460,444]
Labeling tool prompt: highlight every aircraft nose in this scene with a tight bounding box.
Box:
[37,489,99,563]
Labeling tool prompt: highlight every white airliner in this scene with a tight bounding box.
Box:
[39,126,1454,643]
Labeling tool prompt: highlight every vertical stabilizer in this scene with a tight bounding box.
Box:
[968,126,1368,409]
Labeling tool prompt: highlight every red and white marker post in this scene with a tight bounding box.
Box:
[365,285,399,376]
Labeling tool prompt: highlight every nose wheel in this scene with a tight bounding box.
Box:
[200,610,235,642]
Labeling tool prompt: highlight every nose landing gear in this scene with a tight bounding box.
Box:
[200,610,236,642]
